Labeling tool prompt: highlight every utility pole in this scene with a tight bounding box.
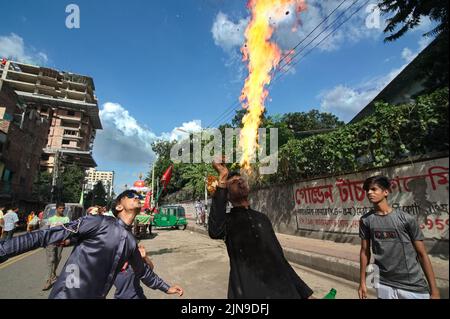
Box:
[204,172,208,208]
[156,179,159,209]
[50,150,59,203]
[151,163,155,208]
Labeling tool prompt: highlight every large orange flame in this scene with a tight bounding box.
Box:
[239,0,305,173]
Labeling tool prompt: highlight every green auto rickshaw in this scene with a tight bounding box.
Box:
[151,205,187,230]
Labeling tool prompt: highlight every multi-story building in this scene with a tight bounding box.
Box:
[0,80,49,207]
[85,168,114,196]
[0,60,102,174]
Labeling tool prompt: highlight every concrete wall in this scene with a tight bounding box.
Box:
[175,156,449,256]
[248,156,449,255]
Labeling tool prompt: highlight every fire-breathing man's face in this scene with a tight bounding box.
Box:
[227,175,250,202]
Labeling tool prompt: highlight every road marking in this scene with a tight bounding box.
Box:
[0,249,42,270]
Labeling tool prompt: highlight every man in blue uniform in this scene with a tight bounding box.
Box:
[0,190,184,299]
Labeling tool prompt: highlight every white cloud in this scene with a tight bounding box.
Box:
[319,85,377,121]
[318,29,434,123]
[401,47,416,63]
[212,0,384,56]
[161,120,203,141]
[94,102,203,165]
[0,33,48,65]
[211,12,248,52]
[319,61,410,122]
[418,36,433,50]
[94,102,158,164]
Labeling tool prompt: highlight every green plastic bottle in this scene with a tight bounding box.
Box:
[323,288,337,299]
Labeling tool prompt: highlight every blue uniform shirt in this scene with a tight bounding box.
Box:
[0,215,170,298]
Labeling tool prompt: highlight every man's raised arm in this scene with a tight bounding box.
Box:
[0,216,98,263]
[208,158,229,240]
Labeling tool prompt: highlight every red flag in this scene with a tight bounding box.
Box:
[143,191,152,210]
[160,164,173,190]
[1,58,7,66]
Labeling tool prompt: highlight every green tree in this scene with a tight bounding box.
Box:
[280,110,344,139]
[379,0,448,42]
[272,88,449,185]
[145,140,186,196]
[180,163,216,199]
[60,164,85,203]
[84,182,108,208]
[33,170,53,203]
[379,1,449,91]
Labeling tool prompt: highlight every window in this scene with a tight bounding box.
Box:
[41,106,48,113]
[67,110,76,116]
[64,130,77,136]
[62,139,70,145]
[61,121,79,128]
[41,154,50,161]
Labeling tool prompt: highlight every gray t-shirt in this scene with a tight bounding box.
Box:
[359,208,429,293]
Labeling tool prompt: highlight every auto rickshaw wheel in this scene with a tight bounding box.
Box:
[181,224,187,230]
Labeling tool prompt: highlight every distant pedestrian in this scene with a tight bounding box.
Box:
[194,199,203,225]
[27,211,39,232]
[1,208,19,240]
[43,202,70,291]
[0,206,5,237]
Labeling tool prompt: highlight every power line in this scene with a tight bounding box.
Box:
[211,0,370,127]
[219,0,369,125]
[205,0,352,129]
[276,0,349,67]
[274,0,371,82]
[206,0,362,128]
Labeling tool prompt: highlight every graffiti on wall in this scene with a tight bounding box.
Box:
[293,158,449,240]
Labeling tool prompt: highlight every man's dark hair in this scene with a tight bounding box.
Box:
[363,175,391,192]
[227,171,241,180]
[56,202,65,209]
[112,190,138,217]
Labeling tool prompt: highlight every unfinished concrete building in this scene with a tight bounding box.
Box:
[0,60,102,174]
[0,81,49,207]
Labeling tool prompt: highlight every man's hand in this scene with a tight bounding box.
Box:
[166,285,184,297]
[55,239,72,247]
[358,283,368,299]
[430,290,441,299]
[212,157,229,184]
[138,245,147,258]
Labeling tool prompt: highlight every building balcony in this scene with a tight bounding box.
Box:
[59,114,82,122]
[63,133,82,140]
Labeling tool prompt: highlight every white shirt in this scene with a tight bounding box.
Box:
[3,211,19,231]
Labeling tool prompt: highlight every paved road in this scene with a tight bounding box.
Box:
[0,229,374,299]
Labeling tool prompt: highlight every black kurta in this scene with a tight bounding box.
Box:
[208,187,313,299]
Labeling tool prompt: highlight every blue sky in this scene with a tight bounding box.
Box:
[0,0,435,192]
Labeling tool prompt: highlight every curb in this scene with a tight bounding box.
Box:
[187,222,449,299]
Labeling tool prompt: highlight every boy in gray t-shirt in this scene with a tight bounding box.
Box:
[358,175,440,299]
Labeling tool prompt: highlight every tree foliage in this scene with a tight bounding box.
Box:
[84,181,107,208]
[269,88,449,186]
[379,0,448,42]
